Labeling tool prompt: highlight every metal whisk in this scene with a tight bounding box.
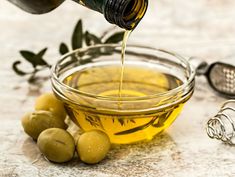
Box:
[206,100,235,145]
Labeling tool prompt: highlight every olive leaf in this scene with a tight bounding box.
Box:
[13,47,50,84]
[20,50,37,67]
[20,48,49,68]
[59,43,70,55]
[84,31,101,46]
[118,119,125,126]
[37,48,47,59]
[105,31,125,44]
[114,116,159,135]
[72,19,83,49]
[152,111,173,128]
[85,114,104,130]
[34,48,50,67]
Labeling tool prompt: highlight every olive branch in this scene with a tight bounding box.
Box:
[12,19,124,84]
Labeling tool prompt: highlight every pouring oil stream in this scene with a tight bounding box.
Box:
[118,30,132,108]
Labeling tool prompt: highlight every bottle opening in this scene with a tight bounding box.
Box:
[123,0,137,19]
[105,0,148,30]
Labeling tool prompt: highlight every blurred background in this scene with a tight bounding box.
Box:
[2,0,235,61]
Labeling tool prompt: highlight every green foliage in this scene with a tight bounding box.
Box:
[105,32,125,44]
[12,19,125,84]
[72,20,83,49]
[59,43,69,55]
[84,31,102,46]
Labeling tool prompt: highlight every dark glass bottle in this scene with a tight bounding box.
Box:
[8,0,148,30]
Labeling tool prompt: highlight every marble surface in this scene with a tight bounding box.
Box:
[1,0,235,176]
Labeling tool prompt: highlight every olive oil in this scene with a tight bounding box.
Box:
[119,30,131,99]
[63,64,188,144]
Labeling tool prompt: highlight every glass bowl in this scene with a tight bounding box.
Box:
[51,44,195,144]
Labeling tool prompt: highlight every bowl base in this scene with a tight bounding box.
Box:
[65,103,185,144]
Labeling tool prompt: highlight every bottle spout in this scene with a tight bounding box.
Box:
[104,0,148,30]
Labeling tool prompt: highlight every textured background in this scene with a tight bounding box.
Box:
[1,0,235,176]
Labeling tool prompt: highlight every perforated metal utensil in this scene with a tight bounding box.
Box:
[189,57,235,98]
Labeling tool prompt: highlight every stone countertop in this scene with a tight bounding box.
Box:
[1,0,235,176]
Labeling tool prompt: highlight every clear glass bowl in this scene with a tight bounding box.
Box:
[51,44,195,144]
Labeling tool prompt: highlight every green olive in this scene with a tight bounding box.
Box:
[35,93,66,120]
[77,130,111,164]
[37,128,75,163]
[21,110,67,140]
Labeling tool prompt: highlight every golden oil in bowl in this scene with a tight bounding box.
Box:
[51,45,195,144]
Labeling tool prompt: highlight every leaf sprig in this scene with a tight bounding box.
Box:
[13,48,51,83]
[13,19,125,84]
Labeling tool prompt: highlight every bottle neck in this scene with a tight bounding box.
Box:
[73,0,148,30]
[104,0,148,30]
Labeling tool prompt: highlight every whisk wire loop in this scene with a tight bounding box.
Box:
[206,100,235,145]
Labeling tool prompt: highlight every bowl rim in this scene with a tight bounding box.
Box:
[51,44,195,102]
